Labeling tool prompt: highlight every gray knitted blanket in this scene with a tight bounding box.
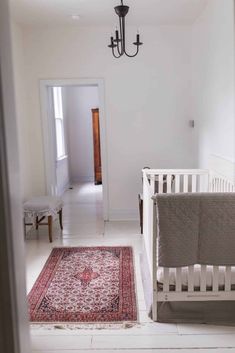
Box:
[152,193,235,267]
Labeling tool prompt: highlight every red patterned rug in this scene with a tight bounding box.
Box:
[28,247,137,323]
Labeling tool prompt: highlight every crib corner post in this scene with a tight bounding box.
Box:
[152,289,158,321]
[152,199,158,322]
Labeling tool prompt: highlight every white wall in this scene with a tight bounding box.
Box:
[192,0,235,181]
[56,156,70,195]
[64,86,99,183]
[16,25,197,219]
[11,23,32,199]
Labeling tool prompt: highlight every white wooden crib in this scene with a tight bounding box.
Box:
[142,169,235,322]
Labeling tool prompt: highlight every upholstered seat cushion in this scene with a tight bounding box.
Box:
[24,196,63,218]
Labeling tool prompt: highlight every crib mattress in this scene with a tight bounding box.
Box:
[157,265,235,290]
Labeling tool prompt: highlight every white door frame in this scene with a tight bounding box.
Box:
[0,0,30,351]
[40,78,109,221]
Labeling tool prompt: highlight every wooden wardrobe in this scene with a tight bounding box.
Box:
[92,108,102,185]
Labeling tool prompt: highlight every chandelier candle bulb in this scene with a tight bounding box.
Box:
[115,30,119,42]
[108,36,117,49]
[133,34,143,46]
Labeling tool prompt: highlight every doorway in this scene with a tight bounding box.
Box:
[40,79,109,221]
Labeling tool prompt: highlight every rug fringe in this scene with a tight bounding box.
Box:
[31,322,140,330]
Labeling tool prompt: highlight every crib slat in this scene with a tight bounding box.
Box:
[218,178,222,191]
[224,180,227,191]
[222,179,225,192]
[225,181,228,192]
[199,175,205,192]
[214,178,216,191]
[225,266,232,291]
[167,174,172,193]
[192,175,197,192]
[158,174,163,193]
[150,175,155,193]
[188,266,194,292]
[212,266,219,292]
[176,268,182,292]
[222,179,225,191]
[199,175,202,191]
[175,175,180,193]
[213,178,216,192]
[218,178,221,191]
[200,265,207,292]
[163,268,170,292]
[183,175,188,192]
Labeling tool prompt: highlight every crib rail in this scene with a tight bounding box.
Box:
[158,265,235,302]
[210,173,235,192]
[144,169,210,194]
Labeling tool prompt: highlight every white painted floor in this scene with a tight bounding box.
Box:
[25,183,235,353]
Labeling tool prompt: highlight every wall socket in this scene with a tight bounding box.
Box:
[189,119,195,128]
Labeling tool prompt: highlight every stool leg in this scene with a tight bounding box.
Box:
[36,216,39,230]
[48,215,52,243]
[59,209,63,230]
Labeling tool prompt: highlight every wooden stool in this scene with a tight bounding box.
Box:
[24,196,63,243]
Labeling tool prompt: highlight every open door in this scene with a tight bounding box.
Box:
[92,108,102,185]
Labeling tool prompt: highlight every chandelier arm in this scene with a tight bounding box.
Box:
[115,17,123,56]
[122,16,126,53]
[116,41,122,56]
[124,45,139,58]
[123,12,139,58]
[112,46,122,58]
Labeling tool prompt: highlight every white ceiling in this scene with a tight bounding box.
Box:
[10,0,209,27]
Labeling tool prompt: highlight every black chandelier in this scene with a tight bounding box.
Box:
[108,0,143,58]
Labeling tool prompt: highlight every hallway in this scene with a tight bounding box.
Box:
[25,184,235,352]
[62,183,104,237]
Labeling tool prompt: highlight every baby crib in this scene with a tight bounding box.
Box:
[142,169,235,322]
